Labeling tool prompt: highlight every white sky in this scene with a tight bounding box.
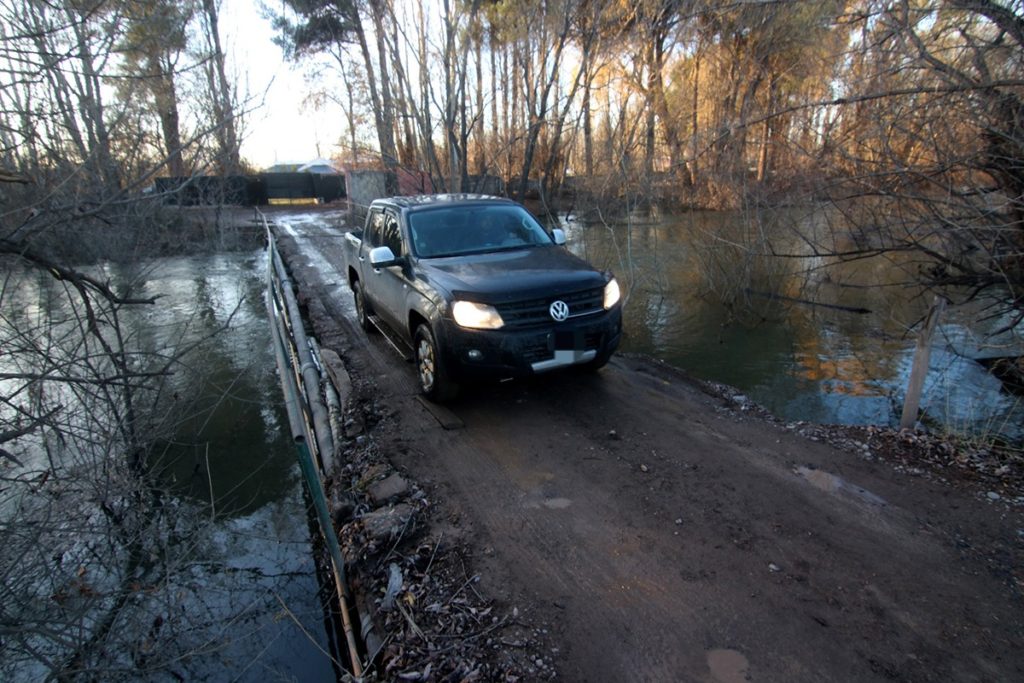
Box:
[223,0,345,169]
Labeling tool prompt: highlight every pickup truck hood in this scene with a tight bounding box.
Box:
[418,246,608,303]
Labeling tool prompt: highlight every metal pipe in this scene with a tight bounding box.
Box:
[294,437,363,678]
[267,226,336,472]
[311,338,346,452]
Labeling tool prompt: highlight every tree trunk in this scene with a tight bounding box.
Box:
[643,41,656,177]
[490,28,498,176]
[475,30,485,176]
[415,2,444,189]
[443,0,459,191]
[338,62,359,163]
[582,41,593,178]
[369,0,398,169]
[201,0,240,173]
[385,9,417,167]
[351,4,397,170]
[516,14,573,201]
[457,1,480,190]
[604,69,614,165]
[687,48,701,186]
[756,117,771,183]
[756,77,778,183]
[510,42,520,184]
[151,56,185,177]
[650,36,682,176]
[69,9,120,188]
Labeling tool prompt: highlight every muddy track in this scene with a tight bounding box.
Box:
[274,211,1023,682]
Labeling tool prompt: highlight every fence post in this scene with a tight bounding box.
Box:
[900,296,947,430]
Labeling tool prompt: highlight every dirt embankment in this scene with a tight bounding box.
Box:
[273,213,1023,682]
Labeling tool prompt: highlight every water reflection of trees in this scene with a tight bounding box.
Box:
[0,252,315,679]
[127,257,300,516]
[568,208,1020,434]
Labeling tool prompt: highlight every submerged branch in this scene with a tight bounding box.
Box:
[744,288,872,314]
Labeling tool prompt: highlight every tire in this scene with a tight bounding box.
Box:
[414,324,459,401]
[353,279,374,333]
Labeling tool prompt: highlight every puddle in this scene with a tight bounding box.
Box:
[707,649,750,683]
[277,219,348,284]
[794,466,887,508]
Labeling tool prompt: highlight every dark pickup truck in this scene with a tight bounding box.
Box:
[343,194,622,400]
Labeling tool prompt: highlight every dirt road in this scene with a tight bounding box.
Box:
[275,211,1022,682]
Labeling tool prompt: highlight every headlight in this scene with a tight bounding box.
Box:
[603,278,621,309]
[452,300,504,329]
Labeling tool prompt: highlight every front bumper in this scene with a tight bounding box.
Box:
[437,306,623,379]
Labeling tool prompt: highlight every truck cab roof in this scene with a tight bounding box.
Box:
[369,194,516,214]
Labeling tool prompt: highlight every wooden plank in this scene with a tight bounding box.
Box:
[320,348,352,408]
[900,296,947,430]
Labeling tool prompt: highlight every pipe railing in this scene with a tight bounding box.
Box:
[262,210,363,677]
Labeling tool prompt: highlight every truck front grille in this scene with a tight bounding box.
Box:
[497,287,604,328]
[520,339,553,363]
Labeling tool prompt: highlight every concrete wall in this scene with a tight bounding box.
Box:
[345,170,393,224]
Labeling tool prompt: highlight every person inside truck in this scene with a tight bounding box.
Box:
[411,214,444,257]
[410,205,551,258]
[476,211,533,249]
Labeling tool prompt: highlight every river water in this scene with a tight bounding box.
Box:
[1,250,335,679]
[562,206,1022,441]
[132,251,337,680]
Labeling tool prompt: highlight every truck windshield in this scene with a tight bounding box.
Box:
[408,205,554,258]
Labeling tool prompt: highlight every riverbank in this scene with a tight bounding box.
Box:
[700,374,1024,507]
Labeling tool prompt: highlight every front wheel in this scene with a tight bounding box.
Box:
[414,324,459,401]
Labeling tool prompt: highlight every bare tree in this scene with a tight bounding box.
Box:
[199,0,242,173]
[802,0,1024,323]
[274,0,399,169]
[121,0,195,178]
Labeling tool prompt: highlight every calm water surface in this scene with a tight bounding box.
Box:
[563,207,1022,440]
[122,251,335,680]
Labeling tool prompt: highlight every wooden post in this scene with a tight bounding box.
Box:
[900,296,947,430]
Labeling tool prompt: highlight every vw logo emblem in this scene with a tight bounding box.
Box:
[549,300,569,322]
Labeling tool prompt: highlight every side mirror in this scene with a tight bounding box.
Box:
[551,228,567,246]
[369,246,401,268]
